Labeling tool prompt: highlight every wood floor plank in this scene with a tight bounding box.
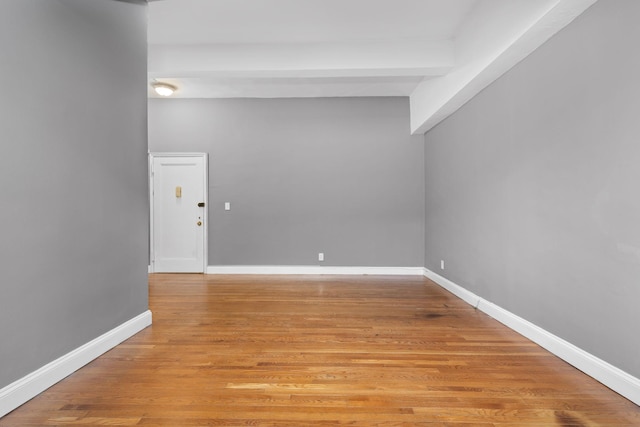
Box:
[1,274,638,426]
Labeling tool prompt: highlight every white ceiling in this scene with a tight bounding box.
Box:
[149,0,477,44]
[148,0,598,134]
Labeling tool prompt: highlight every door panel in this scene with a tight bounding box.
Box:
[151,154,207,273]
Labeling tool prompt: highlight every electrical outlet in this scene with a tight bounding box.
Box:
[440,260,445,270]
[224,202,230,211]
[318,252,324,262]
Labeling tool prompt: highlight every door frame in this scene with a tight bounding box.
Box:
[149,152,209,273]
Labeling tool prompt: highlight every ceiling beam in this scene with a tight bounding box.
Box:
[149,40,453,83]
[410,0,599,135]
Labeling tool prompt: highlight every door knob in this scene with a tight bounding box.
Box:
[197,221,202,226]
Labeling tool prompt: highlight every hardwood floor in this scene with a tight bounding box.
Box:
[2,274,639,426]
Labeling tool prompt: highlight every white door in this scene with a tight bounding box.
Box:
[150,153,207,273]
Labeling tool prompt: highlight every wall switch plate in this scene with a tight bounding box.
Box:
[224,202,230,211]
[318,252,324,262]
[440,260,445,270]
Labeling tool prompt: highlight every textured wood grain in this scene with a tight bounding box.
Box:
[1,274,638,426]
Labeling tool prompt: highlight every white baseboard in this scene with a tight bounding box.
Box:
[423,268,640,406]
[206,265,425,276]
[0,310,152,418]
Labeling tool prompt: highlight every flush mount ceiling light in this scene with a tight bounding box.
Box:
[151,82,177,97]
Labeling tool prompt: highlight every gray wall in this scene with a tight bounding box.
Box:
[0,1,149,388]
[149,97,424,267]
[424,0,640,377]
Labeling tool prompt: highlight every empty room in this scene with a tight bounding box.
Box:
[1,0,639,425]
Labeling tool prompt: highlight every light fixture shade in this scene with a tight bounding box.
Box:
[152,82,176,97]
